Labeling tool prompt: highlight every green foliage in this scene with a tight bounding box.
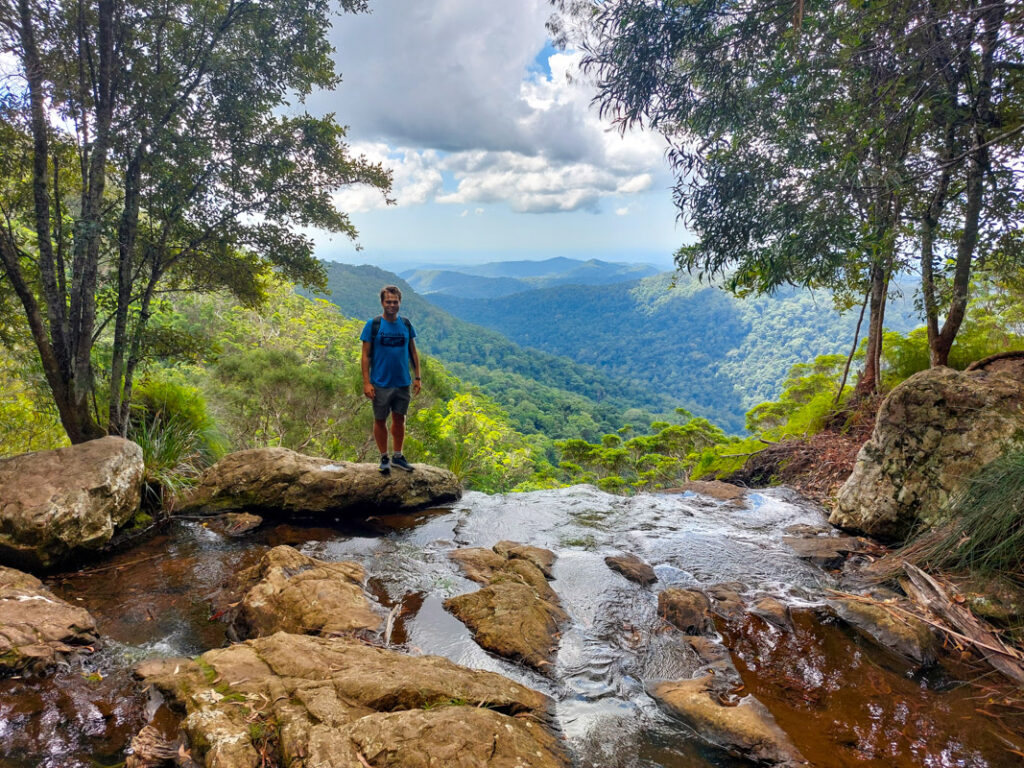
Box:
[745,355,847,438]
[555,412,730,493]
[918,450,1024,578]
[882,286,1024,386]
[411,392,537,493]
[0,348,68,457]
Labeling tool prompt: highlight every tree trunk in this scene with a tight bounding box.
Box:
[856,262,888,396]
[928,1,1004,367]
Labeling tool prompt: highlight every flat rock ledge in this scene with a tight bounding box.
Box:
[227,545,382,640]
[829,595,939,667]
[0,436,144,571]
[651,675,807,767]
[652,585,807,766]
[177,447,462,517]
[0,566,98,674]
[135,632,568,768]
[445,542,566,672]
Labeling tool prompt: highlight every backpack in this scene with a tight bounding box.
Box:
[368,316,414,365]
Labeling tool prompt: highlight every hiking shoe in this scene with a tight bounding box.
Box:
[390,453,414,472]
[378,455,390,474]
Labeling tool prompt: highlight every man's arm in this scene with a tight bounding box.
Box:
[409,338,421,396]
[361,341,375,399]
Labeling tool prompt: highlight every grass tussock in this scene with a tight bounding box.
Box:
[915,449,1024,580]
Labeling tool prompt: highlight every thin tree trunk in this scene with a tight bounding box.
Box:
[857,262,888,396]
[109,152,144,434]
[930,1,1004,367]
[835,288,869,406]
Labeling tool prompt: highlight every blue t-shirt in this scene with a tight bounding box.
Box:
[360,316,416,388]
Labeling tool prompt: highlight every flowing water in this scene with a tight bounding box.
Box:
[2,485,1021,767]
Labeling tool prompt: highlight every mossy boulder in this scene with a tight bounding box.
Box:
[832,367,1024,541]
[0,437,144,571]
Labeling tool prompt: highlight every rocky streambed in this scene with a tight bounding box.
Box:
[2,482,1023,767]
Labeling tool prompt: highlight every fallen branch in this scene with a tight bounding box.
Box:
[60,553,163,576]
[901,563,1024,685]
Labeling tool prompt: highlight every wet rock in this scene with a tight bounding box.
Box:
[135,632,566,768]
[228,545,382,640]
[750,597,790,630]
[784,523,830,537]
[177,447,462,518]
[832,367,1024,541]
[651,674,807,766]
[659,588,714,635]
[684,635,744,691]
[829,597,938,666]
[664,480,748,506]
[951,574,1024,626]
[204,512,263,537]
[782,536,874,570]
[124,725,194,768]
[493,540,556,579]
[604,553,657,586]
[704,583,746,620]
[446,544,566,671]
[0,566,98,674]
[0,436,144,571]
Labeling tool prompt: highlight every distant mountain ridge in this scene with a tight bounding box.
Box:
[425,272,922,434]
[401,256,660,298]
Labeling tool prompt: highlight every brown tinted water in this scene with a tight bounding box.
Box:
[1,486,1021,767]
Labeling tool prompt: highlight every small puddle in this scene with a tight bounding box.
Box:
[2,486,1021,766]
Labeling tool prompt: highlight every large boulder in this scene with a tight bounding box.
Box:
[177,447,462,517]
[135,632,567,768]
[831,367,1024,541]
[445,543,566,671]
[0,436,144,570]
[0,566,98,674]
[228,545,382,640]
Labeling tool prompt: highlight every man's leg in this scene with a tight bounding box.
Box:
[373,418,389,453]
[390,413,405,454]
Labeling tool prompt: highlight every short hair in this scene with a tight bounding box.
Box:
[380,285,402,302]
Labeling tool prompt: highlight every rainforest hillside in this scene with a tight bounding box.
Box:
[326,261,918,434]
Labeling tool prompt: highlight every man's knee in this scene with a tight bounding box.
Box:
[391,413,406,427]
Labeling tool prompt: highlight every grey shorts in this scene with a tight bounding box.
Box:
[372,386,411,420]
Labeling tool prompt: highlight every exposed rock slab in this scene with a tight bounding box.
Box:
[445,543,565,671]
[0,436,144,571]
[782,536,877,570]
[605,553,657,586]
[832,367,1024,541]
[228,545,381,640]
[177,447,462,517]
[829,597,938,666]
[671,480,749,505]
[651,674,807,767]
[659,588,714,635]
[0,566,98,674]
[135,632,566,768]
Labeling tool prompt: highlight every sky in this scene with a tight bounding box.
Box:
[305,0,688,270]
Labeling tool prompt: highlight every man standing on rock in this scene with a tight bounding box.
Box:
[361,285,421,474]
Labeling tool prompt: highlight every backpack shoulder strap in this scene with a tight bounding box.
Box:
[402,317,413,359]
[368,316,382,361]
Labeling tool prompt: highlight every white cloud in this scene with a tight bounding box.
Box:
[320,1,670,215]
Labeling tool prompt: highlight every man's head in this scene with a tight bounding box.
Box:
[380,286,401,319]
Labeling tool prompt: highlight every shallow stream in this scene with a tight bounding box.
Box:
[2,485,1020,767]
